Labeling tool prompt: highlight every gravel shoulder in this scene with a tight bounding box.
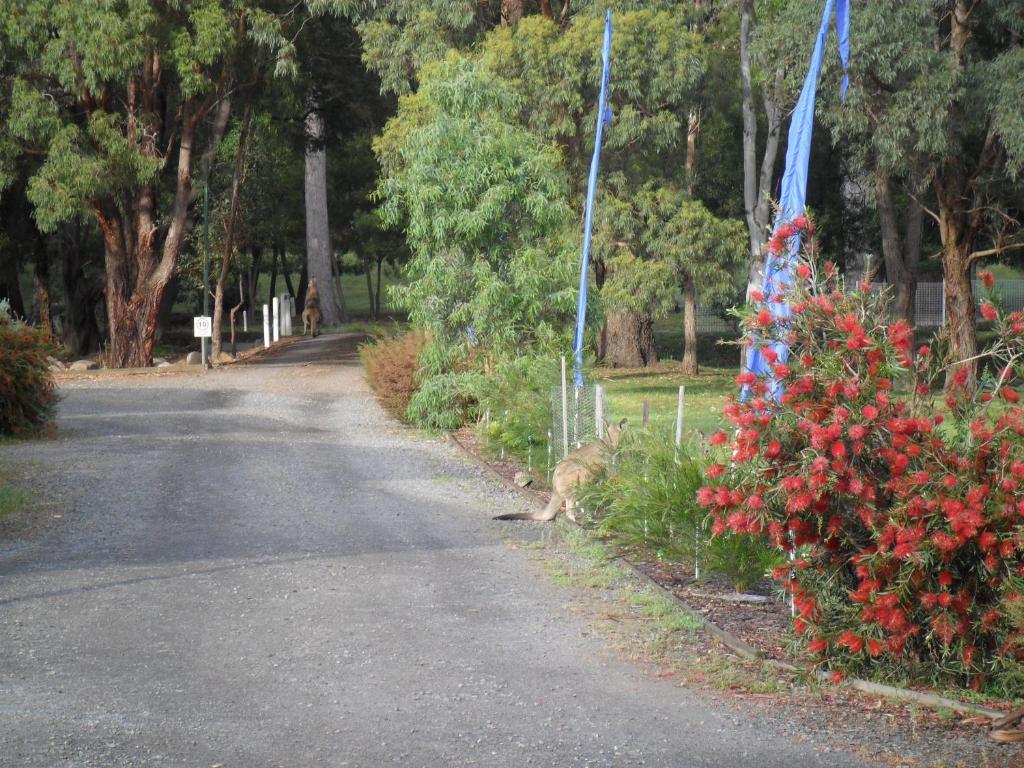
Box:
[0,334,948,766]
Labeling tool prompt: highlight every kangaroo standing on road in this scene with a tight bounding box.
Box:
[495,418,627,522]
[303,278,322,337]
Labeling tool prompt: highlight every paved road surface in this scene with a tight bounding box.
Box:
[0,334,863,767]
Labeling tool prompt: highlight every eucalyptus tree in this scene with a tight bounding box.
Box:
[377,55,578,367]
[0,0,356,367]
[765,0,1024,390]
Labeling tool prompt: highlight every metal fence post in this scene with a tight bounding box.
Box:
[560,357,569,459]
[595,384,605,439]
[272,297,280,343]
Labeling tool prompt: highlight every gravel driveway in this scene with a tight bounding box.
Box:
[0,334,864,767]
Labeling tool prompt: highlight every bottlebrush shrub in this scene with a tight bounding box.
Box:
[0,307,57,436]
[698,221,1024,689]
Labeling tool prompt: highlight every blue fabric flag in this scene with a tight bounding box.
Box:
[743,0,850,402]
[572,10,612,389]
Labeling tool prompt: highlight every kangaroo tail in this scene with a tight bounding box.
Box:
[494,494,561,522]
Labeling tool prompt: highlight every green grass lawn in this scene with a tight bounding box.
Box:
[598,364,733,439]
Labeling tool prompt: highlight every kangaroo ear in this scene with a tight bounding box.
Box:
[618,418,628,429]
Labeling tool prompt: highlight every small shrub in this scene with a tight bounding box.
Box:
[407,371,483,430]
[0,304,58,436]
[359,330,427,420]
[478,354,560,460]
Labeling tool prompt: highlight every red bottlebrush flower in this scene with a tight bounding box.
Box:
[830,440,847,459]
[837,631,864,654]
[1001,387,1020,404]
[792,215,809,231]
[768,236,784,255]
[868,639,884,657]
[747,493,764,510]
[979,270,995,288]
[796,263,811,279]
[706,463,725,478]
[938,592,953,608]
[776,223,796,239]
[750,289,765,303]
[736,372,756,387]
[696,486,715,507]
[762,347,779,364]
[709,431,729,446]
[756,308,773,326]
[862,405,879,421]
[807,637,828,654]
[962,645,977,666]
[831,670,847,685]
[848,424,866,440]
[938,570,953,587]
[981,302,998,321]
[773,363,791,378]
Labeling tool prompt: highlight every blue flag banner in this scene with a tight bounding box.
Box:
[743,0,849,402]
[572,10,613,389]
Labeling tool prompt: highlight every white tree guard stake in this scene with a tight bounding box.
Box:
[560,357,570,460]
[272,297,280,343]
[675,385,686,449]
[595,384,605,438]
[262,304,270,348]
[243,309,248,333]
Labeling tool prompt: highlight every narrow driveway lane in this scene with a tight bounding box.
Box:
[0,335,862,767]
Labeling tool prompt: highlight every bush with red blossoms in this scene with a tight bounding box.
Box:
[698,222,1024,689]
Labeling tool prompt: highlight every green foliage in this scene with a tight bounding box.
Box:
[0,306,58,436]
[579,426,779,592]
[478,354,560,459]
[406,370,483,430]
[379,54,578,359]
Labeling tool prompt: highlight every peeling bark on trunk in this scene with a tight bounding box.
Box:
[604,310,657,368]
[304,103,346,326]
[100,95,203,368]
[363,253,376,321]
[681,275,698,376]
[500,0,523,26]
[32,240,52,337]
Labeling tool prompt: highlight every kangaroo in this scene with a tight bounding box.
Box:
[302,278,322,337]
[495,418,627,522]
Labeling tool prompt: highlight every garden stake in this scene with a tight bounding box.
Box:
[560,357,569,459]
[642,400,650,428]
[675,385,685,448]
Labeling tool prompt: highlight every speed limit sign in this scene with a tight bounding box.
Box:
[193,316,212,338]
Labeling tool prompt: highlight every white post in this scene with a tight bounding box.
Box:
[272,297,280,342]
[262,304,271,348]
[560,357,569,460]
[595,384,605,439]
[243,309,248,333]
[675,385,686,448]
[941,279,946,326]
[286,295,294,335]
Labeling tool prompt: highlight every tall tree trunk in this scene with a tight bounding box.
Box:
[0,254,25,318]
[100,102,201,368]
[604,311,657,368]
[296,260,309,311]
[500,0,523,26]
[363,253,376,320]
[936,177,980,392]
[740,0,784,299]
[268,246,279,306]
[246,245,262,316]
[374,255,384,318]
[211,108,253,363]
[304,102,346,326]
[681,274,698,376]
[32,238,52,336]
[282,258,297,300]
[681,105,700,375]
[875,168,924,324]
[59,219,103,356]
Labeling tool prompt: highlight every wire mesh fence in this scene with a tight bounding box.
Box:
[550,382,608,460]
[691,280,1024,334]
